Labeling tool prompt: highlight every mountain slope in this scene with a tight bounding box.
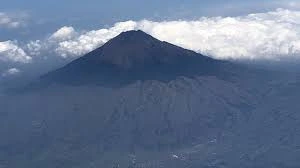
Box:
[1,31,300,168]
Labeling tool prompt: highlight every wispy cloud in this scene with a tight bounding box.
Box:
[272,0,300,10]
[1,68,21,77]
[0,12,27,29]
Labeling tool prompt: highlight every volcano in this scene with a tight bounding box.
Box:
[39,30,237,86]
[1,31,300,168]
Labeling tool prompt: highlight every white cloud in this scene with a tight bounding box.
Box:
[40,9,300,61]
[25,40,43,56]
[0,12,24,29]
[0,41,32,63]
[1,68,21,77]
[50,26,77,41]
[139,9,300,60]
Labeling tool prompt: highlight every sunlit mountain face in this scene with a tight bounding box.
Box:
[0,30,300,168]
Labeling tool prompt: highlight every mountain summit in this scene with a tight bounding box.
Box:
[39,30,231,86]
[97,30,212,68]
[72,30,216,68]
[99,30,168,68]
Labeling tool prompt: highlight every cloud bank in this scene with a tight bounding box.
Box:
[3,9,300,67]
[29,8,299,61]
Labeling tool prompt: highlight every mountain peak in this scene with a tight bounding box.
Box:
[88,30,192,69]
[38,30,226,86]
[117,30,153,39]
[105,30,157,47]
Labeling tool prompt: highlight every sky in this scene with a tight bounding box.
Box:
[1,0,300,80]
[2,0,299,39]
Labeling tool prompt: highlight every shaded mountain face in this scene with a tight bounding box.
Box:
[1,31,300,168]
[38,30,236,86]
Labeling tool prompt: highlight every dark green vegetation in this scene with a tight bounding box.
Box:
[1,31,300,168]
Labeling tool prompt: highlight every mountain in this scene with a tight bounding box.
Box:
[1,30,300,168]
[38,30,238,86]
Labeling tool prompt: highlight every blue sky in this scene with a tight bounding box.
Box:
[2,0,290,20]
[1,0,298,39]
